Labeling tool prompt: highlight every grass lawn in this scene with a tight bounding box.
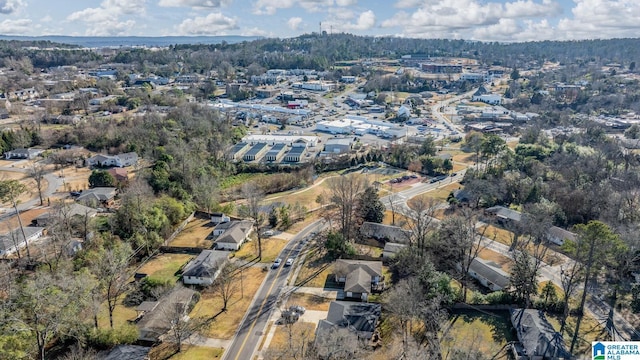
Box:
[191,266,267,339]
[96,294,137,328]
[409,183,462,202]
[547,312,605,357]
[234,238,288,263]
[294,248,334,288]
[137,253,193,283]
[169,217,215,248]
[268,321,316,351]
[382,210,412,227]
[478,224,513,247]
[287,293,333,311]
[266,179,332,208]
[282,213,321,234]
[56,166,94,192]
[442,310,515,358]
[478,248,513,271]
[149,343,224,360]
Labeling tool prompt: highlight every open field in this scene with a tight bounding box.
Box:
[169,217,215,248]
[191,266,267,339]
[442,310,515,357]
[409,182,461,203]
[57,166,93,192]
[149,343,224,360]
[137,253,193,283]
[234,237,288,263]
[267,321,316,352]
[0,172,41,207]
[294,247,334,288]
[287,293,333,311]
[0,208,49,230]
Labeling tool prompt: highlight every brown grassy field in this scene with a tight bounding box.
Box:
[478,248,513,271]
[294,248,334,288]
[57,166,93,192]
[191,266,267,339]
[97,294,137,328]
[234,238,288,263]
[267,321,316,352]
[169,217,215,248]
[137,254,193,283]
[286,293,333,311]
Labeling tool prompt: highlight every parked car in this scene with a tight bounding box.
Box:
[272,258,282,269]
[285,258,294,267]
[262,230,274,237]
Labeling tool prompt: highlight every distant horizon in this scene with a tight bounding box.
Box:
[0,1,639,42]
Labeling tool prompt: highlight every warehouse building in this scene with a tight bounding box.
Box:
[264,143,287,162]
[243,143,268,161]
[283,147,306,162]
[229,142,250,161]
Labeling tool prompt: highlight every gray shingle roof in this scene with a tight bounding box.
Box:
[469,257,510,289]
[182,250,228,278]
[511,308,571,359]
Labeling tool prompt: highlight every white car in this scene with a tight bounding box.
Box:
[285,258,294,267]
[272,258,282,269]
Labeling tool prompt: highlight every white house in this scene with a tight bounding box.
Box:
[86,152,138,168]
[0,227,45,257]
[214,220,253,251]
[466,258,510,291]
[182,250,229,286]
[473,94,503,105]
[4,148,44,160]
[211,212,231,225]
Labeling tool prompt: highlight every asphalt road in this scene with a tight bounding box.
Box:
[223,220,325,360]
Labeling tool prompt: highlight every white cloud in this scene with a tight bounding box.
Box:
[40,15,53,23]
[241,27,270,36]
[471,18,521,41]
[287,17,303,30]
[335,0,357,6]
[394,0,423,8]
[175,12,238,35]
[342,10,375,31]
[253,0,349,15]
[555,0,640,39]
[0,18,31,34]
[67,0,146,36]
[382,0,562,39]
[0,0,24,14]
[158,0,232,8]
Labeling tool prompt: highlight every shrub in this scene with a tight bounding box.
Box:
[87,324,139,350]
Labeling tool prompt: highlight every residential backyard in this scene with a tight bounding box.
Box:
[233,237,288,263]
[286,293,333,311]
[294,247,334,289]
[168,217,215,248]
[441,310,515,358]
[136,253,193,283]
[149,343,224,360]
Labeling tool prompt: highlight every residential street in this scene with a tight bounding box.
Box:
[222,220,325,360]
[0,161,65,216]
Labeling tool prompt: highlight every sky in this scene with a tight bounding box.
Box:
[0,0,639,42]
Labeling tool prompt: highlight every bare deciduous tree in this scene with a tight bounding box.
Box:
[92,243,133,328]
[28,162,47,206]
[212,264,238,311]
[327,174,368,241]
[242,182,265,259]
[0,179,31,262]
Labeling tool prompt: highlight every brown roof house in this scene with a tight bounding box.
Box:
[334,259,384,302]
[108,168,129,185]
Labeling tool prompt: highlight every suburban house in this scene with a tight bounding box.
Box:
[76,187,117,207]
[485,205,522,224]
[510,308,571,359]
[182,250,229,286]
[214,220,253,251]
[210,212,231,225]
[86,152,138,168]
[359,222,412,244]
[316,301,381,341]
[4,148,44,160]
[466,257,510,292]
[334,259,384,301]
[34,203,97,227]
[545,226,576,246]
[136,287,197,343]
[107,168,129,184]
[0,227,45,257]
[382,242,407,260]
